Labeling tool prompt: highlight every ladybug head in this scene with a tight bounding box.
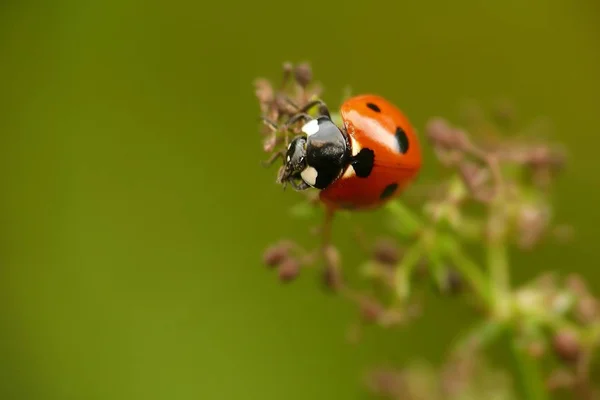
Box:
[278,136,309,190]
[279,117,350,191]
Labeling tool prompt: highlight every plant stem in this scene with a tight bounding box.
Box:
[388,200,492,306]
[440,236,492,307]
[387,201,422,237]
[395,241,424,300]
[510,335,548,400]
[488,238,510,318]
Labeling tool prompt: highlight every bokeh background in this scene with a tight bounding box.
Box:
[1,0,599,398]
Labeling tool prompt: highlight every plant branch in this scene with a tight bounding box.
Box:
[439,235,492,308]
[488,237,511,318]
[511,335,548,400]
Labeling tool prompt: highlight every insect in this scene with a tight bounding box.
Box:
[277,94,422,212]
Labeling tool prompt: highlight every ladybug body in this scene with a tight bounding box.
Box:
[280,94,422,211]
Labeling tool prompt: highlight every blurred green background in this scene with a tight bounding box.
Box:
[1,0,599,398]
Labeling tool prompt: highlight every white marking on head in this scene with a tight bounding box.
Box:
[301,119,319,136]
[300,166,318,186]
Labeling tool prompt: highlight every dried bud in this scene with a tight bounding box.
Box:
[263,244,288,267]
[432,267,463,296]
[440,354,476,396]
[527,340,546,359]
[282,61,293,74]
[365,368,406,398]
[262,134,277,153]
[254,78,274,113]
[280,62,293,87]
[546,368,575,391]
[278,258,300,282]
[426,118,452,146]
[444,268,463,295]
[516,204,550,249]
[324,245,341,270]
[323,265,343,291]
[294,62,312,87]
[523,145,565,188]
[526,145,564,170]
[565,274,588,296]
[575,295,599,325]
[458,160,492,201]
[425,117,469,150]
[535,272,558,292]
[552,330,581,363]
[274,93,299,117]
[359,296,385,323]
[372,238,399,266]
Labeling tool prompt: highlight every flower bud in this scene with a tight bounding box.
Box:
[323,265,343,291]
[359,297,384,323]
[565,274,588,296]
[527,340,546,359]
[575,295,599,325]
[444,268,463,295]
[372,238,399,266]
[263,244,288,268]
[262,135,277,153]
[552,330,581,363]
[253,78,274,113]
[324,245,341,271]
[278,258,300,282]
[294,62,312,87]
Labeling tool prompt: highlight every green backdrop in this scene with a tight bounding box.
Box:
[1,0,599,398]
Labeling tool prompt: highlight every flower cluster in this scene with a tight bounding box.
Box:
[254,63,598,399]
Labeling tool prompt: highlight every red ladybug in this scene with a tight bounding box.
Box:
[279,94,422,211]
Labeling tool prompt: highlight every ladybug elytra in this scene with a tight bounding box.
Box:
[279,94,422,211]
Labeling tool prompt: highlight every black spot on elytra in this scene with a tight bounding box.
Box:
[366,102,381,113]
[395,126,409,154]
[380,183,398,200]
[351,148,375,178]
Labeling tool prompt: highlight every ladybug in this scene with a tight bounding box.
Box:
[279,94,422,211]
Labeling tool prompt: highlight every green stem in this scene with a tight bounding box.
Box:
[395,241,424,300]
[439,235,492,307]
[387,201,422,237]
[488,239,510,318]
[510,335,548,400]
[452,320,508,354]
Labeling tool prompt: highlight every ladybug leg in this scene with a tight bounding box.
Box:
[294,99,331,119]
[261,151,284,167]
[281,112,313,131]
[280,98,331,119]
[321,207,335,250]
[259,116,279,131]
